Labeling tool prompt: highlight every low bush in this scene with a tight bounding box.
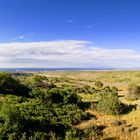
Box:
[94,81,103,89]
[96,92,123,115]
[33,75,56,89]
[125,83,140,100]
[0,74,105,139]
[0,73,30,96]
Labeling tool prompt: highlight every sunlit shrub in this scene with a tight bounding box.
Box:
[96,92,122,115]
[125,83,140,100]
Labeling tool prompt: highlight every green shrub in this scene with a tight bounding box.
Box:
[33,75,56,89]
[79,85,96,94]
[49,88,64,104]
[0,102,25,138]
[29,87,49,102]
[0,73,29,96]
[28,132,48,140]
[61,89,82,105]
[0,73,100,139]
[96,92,122,115]
[52,104,84,125]
[5,95,26,104]
[65,127,81,140]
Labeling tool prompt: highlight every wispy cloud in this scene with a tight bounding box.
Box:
[18,35,25,39]
[12,33,35,41]
[66,19,73,23]
[0,40,140,68]
[85,25,93,28]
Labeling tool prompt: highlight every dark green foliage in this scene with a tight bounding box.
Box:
[60,88,82,105]
[0,73,30,96]
[53,104,86,125]
[0,74,103,140]
[49,88,64,104]
[0,98,85,139]
[29,87,49,102]
[125,83,140,100]
[5,95,27,104]
[30,87,82,105]
[0,102,26,139]
[65,127,82,140]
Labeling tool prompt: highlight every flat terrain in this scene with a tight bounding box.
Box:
[41,70,140,83]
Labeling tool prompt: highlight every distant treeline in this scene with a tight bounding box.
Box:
[10,72,34,76]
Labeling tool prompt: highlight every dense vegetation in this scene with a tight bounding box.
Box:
[0,73,98,139]
[0,72,138,140]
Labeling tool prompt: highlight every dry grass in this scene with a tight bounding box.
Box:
[37,71,140,139]
[42,70,140,84]
[78,93,100,102]
[77,109,140,140]
[121,107,140,140]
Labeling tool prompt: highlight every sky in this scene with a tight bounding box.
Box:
[0,0,140,68]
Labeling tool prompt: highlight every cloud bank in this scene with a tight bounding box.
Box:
[0,40,140,69]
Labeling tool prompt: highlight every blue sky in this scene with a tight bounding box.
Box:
[0,0,140,68]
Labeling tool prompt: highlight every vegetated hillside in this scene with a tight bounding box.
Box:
[0,71,140,140]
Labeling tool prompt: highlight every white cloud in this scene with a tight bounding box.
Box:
[0,40,140,69]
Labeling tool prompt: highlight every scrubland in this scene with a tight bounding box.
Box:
[41,71,140,139]
[1,71,140,139]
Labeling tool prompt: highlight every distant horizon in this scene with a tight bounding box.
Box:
[1,67,140,72]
